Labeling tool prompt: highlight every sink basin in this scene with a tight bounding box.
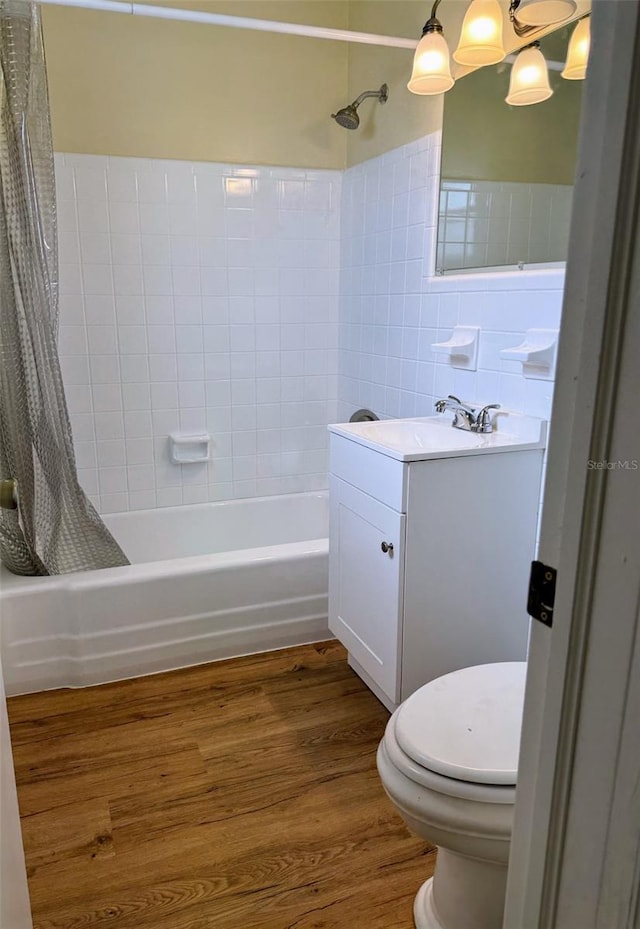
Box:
[328,413,546,462]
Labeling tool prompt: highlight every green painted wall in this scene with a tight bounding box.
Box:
[41,0,584,180]
[43,1,350,169]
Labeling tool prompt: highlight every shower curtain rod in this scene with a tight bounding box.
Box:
[36,0,418,49]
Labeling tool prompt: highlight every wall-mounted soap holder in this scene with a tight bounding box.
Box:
[169,432,210,464]
[431,326,479,370]
[500,329,558,380]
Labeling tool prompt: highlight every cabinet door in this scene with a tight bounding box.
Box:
[329,475,406,704]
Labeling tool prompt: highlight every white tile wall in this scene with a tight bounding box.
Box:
[338,131,565,427]
[56,140,568,516]
[438,178,573,272]
[55,153,341,513]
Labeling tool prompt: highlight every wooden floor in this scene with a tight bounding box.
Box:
[7,641,435,929]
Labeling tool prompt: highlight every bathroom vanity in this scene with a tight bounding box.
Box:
[328,414,546,709]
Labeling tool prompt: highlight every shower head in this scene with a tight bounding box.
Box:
[331,83,388,130]
[332,104,361,130]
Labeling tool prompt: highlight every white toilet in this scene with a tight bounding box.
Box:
[376,662,527,929]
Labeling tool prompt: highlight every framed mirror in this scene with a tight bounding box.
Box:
[436,25,584,275]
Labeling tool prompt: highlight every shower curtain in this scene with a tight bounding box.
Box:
[0,0,128,574]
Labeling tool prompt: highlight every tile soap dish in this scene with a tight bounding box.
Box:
[431,326,479,370]
[501,329,558,380]
[169,432,210,464]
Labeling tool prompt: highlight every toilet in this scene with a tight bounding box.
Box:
[376,662,527,929]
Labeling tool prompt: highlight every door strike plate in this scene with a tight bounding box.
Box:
[527,561,557,628]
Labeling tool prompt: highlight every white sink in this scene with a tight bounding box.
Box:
[328,413,546,462]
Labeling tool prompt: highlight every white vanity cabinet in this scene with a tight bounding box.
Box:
[329,476,406,701]
[328,416,545,710]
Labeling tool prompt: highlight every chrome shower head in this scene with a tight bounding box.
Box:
[331,83,388,130]
[332,104,361,130]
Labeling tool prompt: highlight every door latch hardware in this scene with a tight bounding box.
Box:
[527,560,557,628]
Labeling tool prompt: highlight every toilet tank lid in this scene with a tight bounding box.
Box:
[395,662,527,786]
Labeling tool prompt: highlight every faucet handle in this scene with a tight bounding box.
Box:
[476,403,501,433]
[454,396,478,414]
[437,394,477,414]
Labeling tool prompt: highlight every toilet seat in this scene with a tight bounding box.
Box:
[387,662,526,798]
[383,716,516,804]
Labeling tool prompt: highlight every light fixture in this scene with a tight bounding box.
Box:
[408,0,585,105]
[509,0,576,37]
[562,15,590,79]
[506,41,553,106]
[454,0,505,67]
[407,0,454,95]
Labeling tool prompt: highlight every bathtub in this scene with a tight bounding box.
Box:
[0,492,329,696]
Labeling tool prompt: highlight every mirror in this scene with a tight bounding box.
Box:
[436,26,584,275]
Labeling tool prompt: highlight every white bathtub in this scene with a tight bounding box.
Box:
[0,492,329,696]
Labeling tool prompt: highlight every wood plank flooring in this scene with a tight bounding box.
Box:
[7,641,435,929]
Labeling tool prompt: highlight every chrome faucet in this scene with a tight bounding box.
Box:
[434,395,501,433]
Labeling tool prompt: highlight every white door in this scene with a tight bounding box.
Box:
[504,3,640,927]
[328,476,405,703]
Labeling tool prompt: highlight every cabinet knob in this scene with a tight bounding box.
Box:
[381,541,394,555]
